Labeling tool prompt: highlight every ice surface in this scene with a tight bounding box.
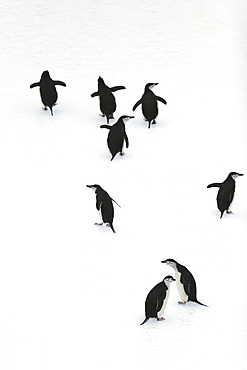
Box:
[0,0,247,369]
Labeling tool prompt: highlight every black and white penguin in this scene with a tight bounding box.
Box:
[30,70,66,115]
[91,77,126,123]
[207,172,244,218]
[140,275,175,325]
[100,115,134,160]
[86,184,120,233]
[132,83,167,128]
[161,259,207,306]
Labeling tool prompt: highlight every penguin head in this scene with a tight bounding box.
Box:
[98,76,105,86]
[229,172,244,180]
[41,70,50,80]
[87,184,100,193]
[145,83,158,91]
[121,115,135,123]
[161,259,178,269]
[163,275,176,286]
[161,258,177,267]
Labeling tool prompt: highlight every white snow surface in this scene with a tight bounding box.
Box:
[0,0,247,369]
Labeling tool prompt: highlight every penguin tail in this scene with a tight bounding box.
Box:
[49,106,53,116]
[109,223,116,233]
[195,299,208,307]
[220,211,224,219]
[140,317,149,325]
[148,120,151,129]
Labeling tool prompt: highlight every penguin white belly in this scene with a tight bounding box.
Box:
[175,271,188,302]
[157,291,169,318]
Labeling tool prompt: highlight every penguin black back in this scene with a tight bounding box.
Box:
[132,83,167,128]
[30,70,66,115]
[207,172,243,218]
[100,115,134,160]
[91,77,126,123]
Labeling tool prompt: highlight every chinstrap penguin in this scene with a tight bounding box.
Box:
[140,275,175,325]
[161,259,207,307]
[86,184,120,233]
[30,70,66,115]
[100,115,134,160]
[207,172,243,218]
[132,83,167,128]
[91,77,126,123]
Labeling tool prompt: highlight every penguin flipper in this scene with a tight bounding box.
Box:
[53,80,66,87]
[156,96,167,105]
[207,183,222,188]
[91,91,99,97]
[100,125,111,130]
[124,132,129,148]
[132,99,142,111]
[30,82,40,88]
[110,85,126,92]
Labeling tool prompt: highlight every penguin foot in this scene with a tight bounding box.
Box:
[42,107,48,111]
[94,222,103,226]
[178,301,186,305]
[226,211,233,214]
[120,152,125,156]
[152,120,156,124]
[99,113,105,117]
[157,317,165,321]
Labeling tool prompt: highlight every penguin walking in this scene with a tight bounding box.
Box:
[140,275,175,325]
[132,83,167,128]
[30,70,66,115]
[161,259,207,306]
[207,172,243,218]
[86,184,120,233]
[100,115,134,160]
[91,77,126,123]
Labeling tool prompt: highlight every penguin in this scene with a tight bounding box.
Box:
[161,259,207,306]
[30,70,66,115]
[207,172,244,218]
[86,184,120,233]
[91,77,126,123]
[140,275,175,325]
[132,83,167,128]
[100,115,134,160]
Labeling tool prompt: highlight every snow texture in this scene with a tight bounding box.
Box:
[0,0,247,369]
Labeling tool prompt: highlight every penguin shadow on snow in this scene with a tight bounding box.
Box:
[30,70,66,115]
[207,172,244,219]
[100,115,134,161]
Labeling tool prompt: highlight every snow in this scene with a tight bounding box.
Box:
[0,0,247,369]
